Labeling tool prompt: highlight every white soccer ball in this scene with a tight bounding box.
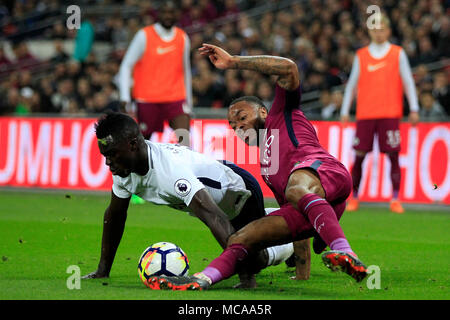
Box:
[138,242,189,286]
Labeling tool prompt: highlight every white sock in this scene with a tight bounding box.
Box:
[266,243,294,266]
[264,207,279,215]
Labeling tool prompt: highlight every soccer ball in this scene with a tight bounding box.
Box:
[138,242,189,286]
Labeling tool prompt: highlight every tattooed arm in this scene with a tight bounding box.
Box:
[198,43,300,91]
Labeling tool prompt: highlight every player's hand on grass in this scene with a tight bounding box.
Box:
[81,270,109,279]
[198,43,235,70]
[233,273,257,289]
[409,111,419,126]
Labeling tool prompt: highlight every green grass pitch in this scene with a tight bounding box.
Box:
[0,190,448,300]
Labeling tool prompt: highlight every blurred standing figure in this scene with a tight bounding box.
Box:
[118,1,192,146]
[340,14,420,214]
[73,17,95,62]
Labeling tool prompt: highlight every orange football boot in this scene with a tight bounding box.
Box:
[390,199,405,214]
[346,198,359,212]
[322,250,368,283]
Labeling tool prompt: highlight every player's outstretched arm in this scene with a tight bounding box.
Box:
[198,43,300,91]
[188,189,235,249]
[82,192,130,279]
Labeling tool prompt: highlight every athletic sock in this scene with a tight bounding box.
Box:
[388,152,401,199]
[351,154,365,197]
[200,243,248,284]
[297,193,353,254]
[266,243,294,266]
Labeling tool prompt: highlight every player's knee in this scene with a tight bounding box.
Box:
[286,184,326,209]
[285,185,309,206]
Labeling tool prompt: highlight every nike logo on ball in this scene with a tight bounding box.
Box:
[156,46,175,55]
[367,62,386,72]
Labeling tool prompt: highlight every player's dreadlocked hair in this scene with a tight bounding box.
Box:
[229,96,268,111]
[95,111,141,144]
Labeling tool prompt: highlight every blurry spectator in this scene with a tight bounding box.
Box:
[419,90,447,117]
[435,16,449,57]
[186,6,208,30]
[221,0,240,19]
[91,91,109,113]
[47,21,67,40]
[192,59,221,107]
[313,59,342,88]
[111,17,129,55]
[432,71,450,115]
[53,62,68,83]
[0,46,12,74]
[303,71,324,92]
[63,98,82,115]
[319,89,333,119]
[415,37,439,65]
[50,40,69,64]
[75,77,92,109]
[321,89,343,120]
[222,77,243,108]
[15,86,36,114]
[18,69,33,90]
[66,60,82,83]
[36,77,57,113]
[12,42,41,71]
[51,78,74,113]
[73,16,95,62]
[256,80,273,108]
[6,88,21,114]
[199,0,218,22]
[127,18,141,40]
[414,64,432,86]
[89,90,121,114]
[179,0,195,28]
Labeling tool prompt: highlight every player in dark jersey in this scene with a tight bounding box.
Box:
[146,44,368,291]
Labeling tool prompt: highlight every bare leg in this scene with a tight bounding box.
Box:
[228,215,293,251]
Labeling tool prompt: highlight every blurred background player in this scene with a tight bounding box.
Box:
[117,1,192,147]
[340,14,420,214]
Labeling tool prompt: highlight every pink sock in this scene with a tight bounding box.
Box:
[297,194,353,253]
[201,244,248,284]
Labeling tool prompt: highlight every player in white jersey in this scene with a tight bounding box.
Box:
[82,112,309,287]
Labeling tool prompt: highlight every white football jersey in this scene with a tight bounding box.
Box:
[112,141,252,219]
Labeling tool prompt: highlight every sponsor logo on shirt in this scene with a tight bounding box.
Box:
[174,179,191,197]
[156,45,176,55]
[367,62,386,72]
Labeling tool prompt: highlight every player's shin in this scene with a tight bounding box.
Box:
[388,152,401,199]
[351,154,365,198]
[298,194,353,255]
